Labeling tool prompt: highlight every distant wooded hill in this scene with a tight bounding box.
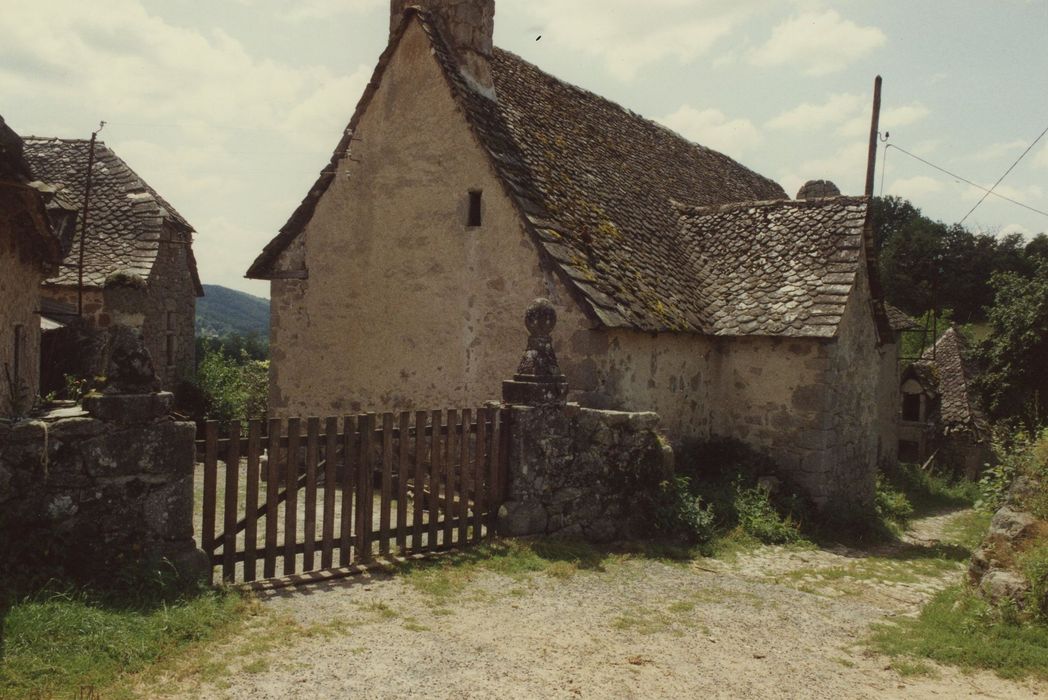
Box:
[196,285,270,340]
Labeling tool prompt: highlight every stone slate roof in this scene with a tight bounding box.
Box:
[22,137,202,294]
[885,303,921,331]
[674,197,868,337]
[918,327,989,437]
[250,12,881,337]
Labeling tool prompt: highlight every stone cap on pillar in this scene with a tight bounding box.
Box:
[502,298,569,406]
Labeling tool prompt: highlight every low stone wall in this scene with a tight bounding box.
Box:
[498,404,673,541]
[0,393,205,581]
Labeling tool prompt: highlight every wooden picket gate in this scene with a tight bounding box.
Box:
[197,407,509,584]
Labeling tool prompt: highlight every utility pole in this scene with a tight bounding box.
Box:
[77,121,105,317]
[864,76,882,198]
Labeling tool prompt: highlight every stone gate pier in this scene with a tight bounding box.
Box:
[498,299,674,541]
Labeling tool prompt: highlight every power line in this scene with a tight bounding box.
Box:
[959,122,1048,224]
[883,143,1048,220]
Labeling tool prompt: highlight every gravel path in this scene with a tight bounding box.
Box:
[140,509,1044,699]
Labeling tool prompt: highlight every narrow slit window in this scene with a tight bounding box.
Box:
[12,324,24,387]
[468,190,482,227]
[166,335,176,368]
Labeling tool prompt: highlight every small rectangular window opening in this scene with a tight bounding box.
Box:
[901,393,921,422]
[468,190,482,227]
[166,335,176,368]
[166,311,176,331]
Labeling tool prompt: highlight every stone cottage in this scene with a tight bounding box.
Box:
[23,137,203,390]
[0,117,64,416]
[899,327,991,477]
[247,0,898,514]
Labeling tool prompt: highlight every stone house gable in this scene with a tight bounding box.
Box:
[22,138,202,388]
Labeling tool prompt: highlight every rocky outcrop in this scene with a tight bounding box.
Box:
[968,477,1046,606]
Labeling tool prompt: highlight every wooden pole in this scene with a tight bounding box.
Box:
[864,76,882,198]
[77,121,105,317]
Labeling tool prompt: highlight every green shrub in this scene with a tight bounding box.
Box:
[652,476,716,545]
[734,484,802,544]
[978,430,1048,516]
[875,475,915,526]
[1022,544,1048,623]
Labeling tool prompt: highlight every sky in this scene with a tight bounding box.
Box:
[2,0,1046,298]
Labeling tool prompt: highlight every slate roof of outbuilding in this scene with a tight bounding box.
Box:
[249,11,884,338]
[22,137,202,294]
[674,197,868,337]
[918,327,989,437]
[885,303,921,331]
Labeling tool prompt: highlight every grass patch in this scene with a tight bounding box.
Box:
[942,509,993,551]
[398,538,611,602]
[0,577,247,700]
[881,462,980,516]
[869,585,1048,680]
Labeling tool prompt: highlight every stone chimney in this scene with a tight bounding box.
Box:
[390,0,495,95]
[796,180,841,200]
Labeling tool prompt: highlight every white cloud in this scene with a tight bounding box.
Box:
[280,0,384,22]
[966,139,1027,163]
[767,93,865,130]
[658,106,762,156]
[750,10,885,75]
[836,102,930,139]
[999,223,1032,239]
[887,175,944,201]
[517,0,775,80]
[1035,140,1048,169]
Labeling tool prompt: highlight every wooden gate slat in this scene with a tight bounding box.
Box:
[412,411,426,553]
[264,418,281,578]
[492,407,509,533]
[444,409,458,548]
[303,417,320,572]
[283,418,301,576]
[427,410,442,551]
[358,414,375,563]
[459,409,472,545]
[244,420,262,581]
[340,416,357,567]
[222,421,241,582]
[396,412,410,552]
[473,407,488,543]
[201,422,218,570]
[321,417,338,569]
[379,412,393,556]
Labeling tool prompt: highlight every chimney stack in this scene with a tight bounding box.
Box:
[390,0,495,95]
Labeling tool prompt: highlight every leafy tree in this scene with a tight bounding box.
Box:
[973,261,1048,430]
[195,347,269,422]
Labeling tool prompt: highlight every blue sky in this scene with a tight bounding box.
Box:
[3,0,1046,297]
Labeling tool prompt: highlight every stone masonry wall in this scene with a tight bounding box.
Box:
[0,394,204,580]
[0,216,46,416]
[498,404,674,541]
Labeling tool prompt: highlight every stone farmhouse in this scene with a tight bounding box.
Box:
[0,117,65,416]
[899,327,992,478]
[247,0,900,514]
[23,137,203,390]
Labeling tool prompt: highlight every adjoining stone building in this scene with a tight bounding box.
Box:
[22,137,203,390]
[247,0,899,515]
[899,327,992,477]
[0,116,65,416]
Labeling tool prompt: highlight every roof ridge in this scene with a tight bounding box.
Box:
[677,194,867,219]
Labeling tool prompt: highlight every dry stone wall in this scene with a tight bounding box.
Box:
[0,393,205,581]
[498,404,673,541]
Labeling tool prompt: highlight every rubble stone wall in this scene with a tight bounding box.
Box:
[0,218,45,415]
[0,395,204,580]
[498,404,673,541]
